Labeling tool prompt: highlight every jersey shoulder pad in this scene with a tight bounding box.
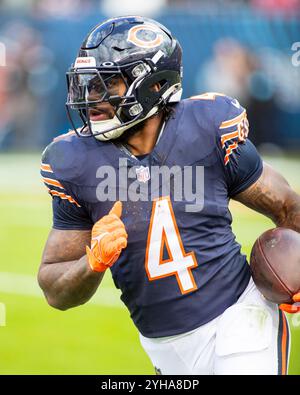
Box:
[185,92,245,131]
[213,95,249,166]
[188,93,246,131]
[211,94,248,138]
[186,93,249,165]
[41,130,91,184]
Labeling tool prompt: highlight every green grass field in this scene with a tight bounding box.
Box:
[0,153,299,374]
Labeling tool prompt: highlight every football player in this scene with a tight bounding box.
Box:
[38,16,300,374]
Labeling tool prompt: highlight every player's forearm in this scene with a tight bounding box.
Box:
[38,255,105,310]
[235,162,300,233]
[276,190,300,233]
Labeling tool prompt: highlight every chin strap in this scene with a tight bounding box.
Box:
[91,106,159,141]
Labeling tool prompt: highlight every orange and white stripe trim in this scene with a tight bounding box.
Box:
[220,130,239,148]
[224,141,238,165]
[219,110,247,129]
[47,188,81,207]
[42,177,65,190]
[40,163,53,173]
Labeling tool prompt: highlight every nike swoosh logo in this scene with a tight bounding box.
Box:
[231,99,240,109]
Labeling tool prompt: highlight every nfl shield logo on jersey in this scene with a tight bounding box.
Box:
[136,166,150,183]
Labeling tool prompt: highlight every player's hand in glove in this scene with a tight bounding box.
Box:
[279,293,300,314]
[86,201,128,272]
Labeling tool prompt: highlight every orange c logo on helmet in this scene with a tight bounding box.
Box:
[127,24,164,49]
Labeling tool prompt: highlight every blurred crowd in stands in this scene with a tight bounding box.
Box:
[0,0,299,151]
[1,0,300,16]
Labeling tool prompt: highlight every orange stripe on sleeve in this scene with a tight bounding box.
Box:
[43,177,65,190]
[219,110,246,129]
[221,131,239,148]
[224,141,238,165]
[47,189,81,207]
[40,163,53,173]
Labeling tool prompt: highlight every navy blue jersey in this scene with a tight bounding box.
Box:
[41,93,263,338]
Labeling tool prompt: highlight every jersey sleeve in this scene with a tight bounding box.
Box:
[40,146,94,231]
[223,139,263,197]
[213,94,263,197]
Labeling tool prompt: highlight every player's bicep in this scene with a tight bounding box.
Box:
[233,162,295,224]
[41,228,91,265]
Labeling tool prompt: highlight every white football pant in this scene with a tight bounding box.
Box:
[139,278,290,375]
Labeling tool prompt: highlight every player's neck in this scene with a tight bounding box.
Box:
[124,112,165,156]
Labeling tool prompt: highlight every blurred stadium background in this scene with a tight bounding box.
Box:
[0,0,299,374]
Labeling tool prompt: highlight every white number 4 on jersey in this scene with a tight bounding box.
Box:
[145,197,198,294]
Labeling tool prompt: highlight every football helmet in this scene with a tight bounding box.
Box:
[66,16,183,141]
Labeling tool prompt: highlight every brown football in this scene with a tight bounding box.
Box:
[250,227,300,304]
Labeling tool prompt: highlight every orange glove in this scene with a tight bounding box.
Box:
[279,293,300,314]
[86,201,128,272]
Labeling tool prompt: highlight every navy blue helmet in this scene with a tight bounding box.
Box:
[66,16,183,140]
